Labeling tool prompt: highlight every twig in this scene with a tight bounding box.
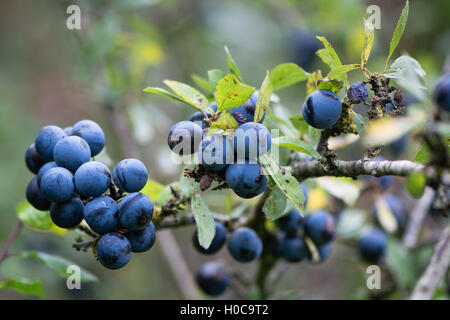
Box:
[0,221,23,264]
[403,188,434,249]
[410,226,450,300]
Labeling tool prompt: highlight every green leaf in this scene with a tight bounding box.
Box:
[386,0,409,69]
[191,74,213,94]
[406,171,426,199]
[353,111,369,134]
[316,36,348,86]
[316,177,360,206]
[386,237,417,290]
[414,144,431,164]
[208,69,226,91]
[191,192,215,249]
[361,19,375,68]
[254,71,273,123]
[327,64,360,80]
[16,201,57,233]
[384,56,426,101]
[216,74,255,112]
[271,136,321,158]
[262,186,287,220]
[210,111,239,131]
[317,78,344,94]
[0,277,45,299]
[20,251,98,282]
[225,190,233,214]
[289,115,309,135]
[224,46,242,82]
[140,180,165,203]
[143,87,193,107]
[269,63,309,90]
[316,49,335,70]
[258,154,305,216]
[306,70,323,96]
[163,80,212,113]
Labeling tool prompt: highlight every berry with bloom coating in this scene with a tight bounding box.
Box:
[71,120,105,156]
[113,159,148,193]
[96,232,131,269]
[83,196,119,234]
[126,222,156,253]
[26,177,51,211]
[304,210,336,246]
[302,90,342,129]
[358,228,387,263]
[119,192,153,231]
[347,82,368,104]
[74,161,111,198]
[198,135,233,171]
[433,73,450,112]
[25,143,47,174]
[36,161,58,186]
[233,122,271,160]
[40,167,74,203]
[167,121,203,155]
[35,125,67,161]
[53,136,91,172]
[50,196,84,229]
[227,227,262,263]
[196,262,231,296]
[193,221,227,255]
[225,163,267,199]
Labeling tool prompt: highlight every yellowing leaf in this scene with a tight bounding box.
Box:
[361,19,375,68]
[216,74,255,111]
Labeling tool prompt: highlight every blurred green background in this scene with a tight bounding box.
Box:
[0,0,448,299]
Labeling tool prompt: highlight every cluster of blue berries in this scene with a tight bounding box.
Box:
[25,120,155,270]
[168,92,271,199]
[275,188,335,264]
[193,222,263,296]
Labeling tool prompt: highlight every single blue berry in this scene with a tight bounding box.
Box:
[63,126,73,136]
[193,221,227,255]
[71,120,105,156]
[167,121,203,155]
[233,122,271,160]
[276,209,305,237]
[74,161,111,197]
[280,236,310,262]
[304,210,336,246]
[433,73,450,112]
[196,262,231,296]
[302,90,342,129]
[40,167,74,203]
[25,143,47,174]
[50,195,84,229]
[198,135,233,171]
[291,30,321,71]
[126,222,156,253]
[113,158,148,192]
[347,82,368,104]
[36,161,58,186]
[358,228,387,263]
[35,125,66,161]
[227,227,262,263]
[84,196,119,234]
[96,232,131,269]
[53,136,91,173]
[119,192,153,231]
[225,163,268,199]
[26,177,51,211]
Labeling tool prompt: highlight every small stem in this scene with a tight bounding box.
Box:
[0,221,23,264]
